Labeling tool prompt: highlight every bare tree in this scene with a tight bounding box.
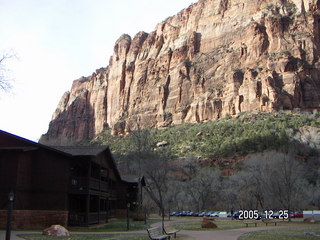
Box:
[179,156,198,180]
[311,179,320,209]
[143,150,171,231]
[236,153,278,210]
[227,173,257,210]
[266,152,310,215]
[185,167,221,212]
[116,120,155,176]
[128,126,154,175]
[0,50,16,92]
[231,151,312,216]
[163,180,183,219]
[220,179,238,211]
[118,126,173,231]
[314,168,320,209]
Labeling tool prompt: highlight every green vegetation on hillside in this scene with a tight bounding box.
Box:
[91,111,320,213]
[92,111,320,160]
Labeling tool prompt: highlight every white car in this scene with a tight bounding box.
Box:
[209,211,219,217]
[218,211,228,218]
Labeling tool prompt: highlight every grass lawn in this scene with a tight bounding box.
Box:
[69,219,159,232]
[172,218,255,231]
[238,225,320,240]
[18,233,149,240]
[18,218,160,240]
[171,218,308,231]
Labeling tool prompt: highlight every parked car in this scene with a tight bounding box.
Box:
[290,212,303,218]
[233,211,241,219]
[272,212,280,219]
[218,211,228,218]
[178,211,197,217]
[209,212,220,217]
[198,212,206,217]
[170,212,178,216]
[256,213,263,220]
[192,212,199,217]
[187,211,194,216]
[231,211,262,220]
[180,211,188,216]
[205,211,213,217]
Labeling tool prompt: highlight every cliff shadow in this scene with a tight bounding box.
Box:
[40,95,95,146]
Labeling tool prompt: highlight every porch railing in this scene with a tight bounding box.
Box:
[68,211,108,226]
[69,177,109,193]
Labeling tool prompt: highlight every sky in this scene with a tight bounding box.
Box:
[0,0,195,142]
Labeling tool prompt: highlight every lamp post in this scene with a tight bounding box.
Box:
[144,206,147,225]
[126,202,130,231]
[6,191,14,240]
[168,200,172,221]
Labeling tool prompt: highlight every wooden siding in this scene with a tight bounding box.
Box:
[0,130,141,228]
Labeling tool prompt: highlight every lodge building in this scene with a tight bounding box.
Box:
[0,130,143,229]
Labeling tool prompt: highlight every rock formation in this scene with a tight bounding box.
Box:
[43,225,70,237]
[41,0,320,144]
[201,217,218,228]
[289,126,320,149]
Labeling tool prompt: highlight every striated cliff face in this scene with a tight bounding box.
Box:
[41,0,320,144]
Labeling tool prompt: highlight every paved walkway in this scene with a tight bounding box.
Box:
[0,226,290,240]
[156,219,291,240]
[180,226,289,240]
[0,219,304,240]
[0,231,27,240]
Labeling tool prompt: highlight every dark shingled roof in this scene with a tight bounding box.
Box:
[121,175,146,185]
[121,175,140,183]
[52,146,108,156]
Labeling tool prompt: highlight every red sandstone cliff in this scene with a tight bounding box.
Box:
[40,0,320,144]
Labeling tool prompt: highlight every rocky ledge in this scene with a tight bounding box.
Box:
[41,0,320,144]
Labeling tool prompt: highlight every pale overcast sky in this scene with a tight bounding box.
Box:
[0,0,195,141]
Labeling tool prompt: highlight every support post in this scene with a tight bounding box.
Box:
[86,195,90,227]
[97,196,100,224]
[6,191,14,240]
[126,203,130,231]
[144,206,147,225]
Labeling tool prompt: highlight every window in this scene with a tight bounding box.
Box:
[71,179,78,186]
